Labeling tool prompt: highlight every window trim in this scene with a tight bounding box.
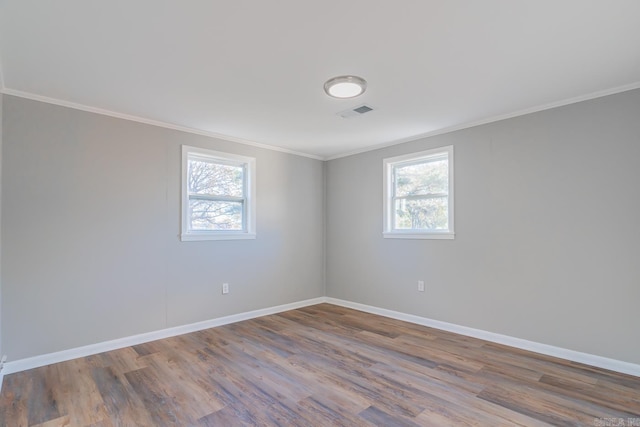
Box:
[383,146,454,239]
[181,145,256,241]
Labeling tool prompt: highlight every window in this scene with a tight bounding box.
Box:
[383,146,454,239]
[181,145,256,241]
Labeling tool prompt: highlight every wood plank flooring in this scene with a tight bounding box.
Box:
[1,303,639,426]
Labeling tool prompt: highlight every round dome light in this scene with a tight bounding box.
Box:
[324,75,367,99]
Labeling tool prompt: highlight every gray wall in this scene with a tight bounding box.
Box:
[1,95,325,360]
[326,89,640,365]
[3,89,639,366]
[0,93,3,361]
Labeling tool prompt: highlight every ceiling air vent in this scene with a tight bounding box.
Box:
[337,104,375,119]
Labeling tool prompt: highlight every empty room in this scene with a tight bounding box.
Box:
[1,1,639,426]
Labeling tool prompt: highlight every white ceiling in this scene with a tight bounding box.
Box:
[1,1,639,159]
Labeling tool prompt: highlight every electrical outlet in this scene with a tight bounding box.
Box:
[222,283,229,294]
[417,280,425,292]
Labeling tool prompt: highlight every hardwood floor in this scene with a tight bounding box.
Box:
[1,303,639,426]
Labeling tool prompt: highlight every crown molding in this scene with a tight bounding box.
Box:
[0,88,324,161]
[3,82,639,162]
[325,81,640,160]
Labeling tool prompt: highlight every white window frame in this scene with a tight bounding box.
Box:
[383,146,454,239]
[181,145,256,241]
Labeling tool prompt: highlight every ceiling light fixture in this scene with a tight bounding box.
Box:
[324,75,367,99]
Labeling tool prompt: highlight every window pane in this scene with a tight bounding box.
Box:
[188,159,244,197]
[394,158,448,197]
[394,197,448,230]
[189,199,243,231]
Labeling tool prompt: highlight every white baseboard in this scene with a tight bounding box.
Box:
[2,296,638,384]
[1,297,326,376]
[0,355,6,393]
[325,297,640,377]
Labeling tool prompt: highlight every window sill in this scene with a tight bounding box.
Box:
[383,232,454,240]
[181,232,257,241]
